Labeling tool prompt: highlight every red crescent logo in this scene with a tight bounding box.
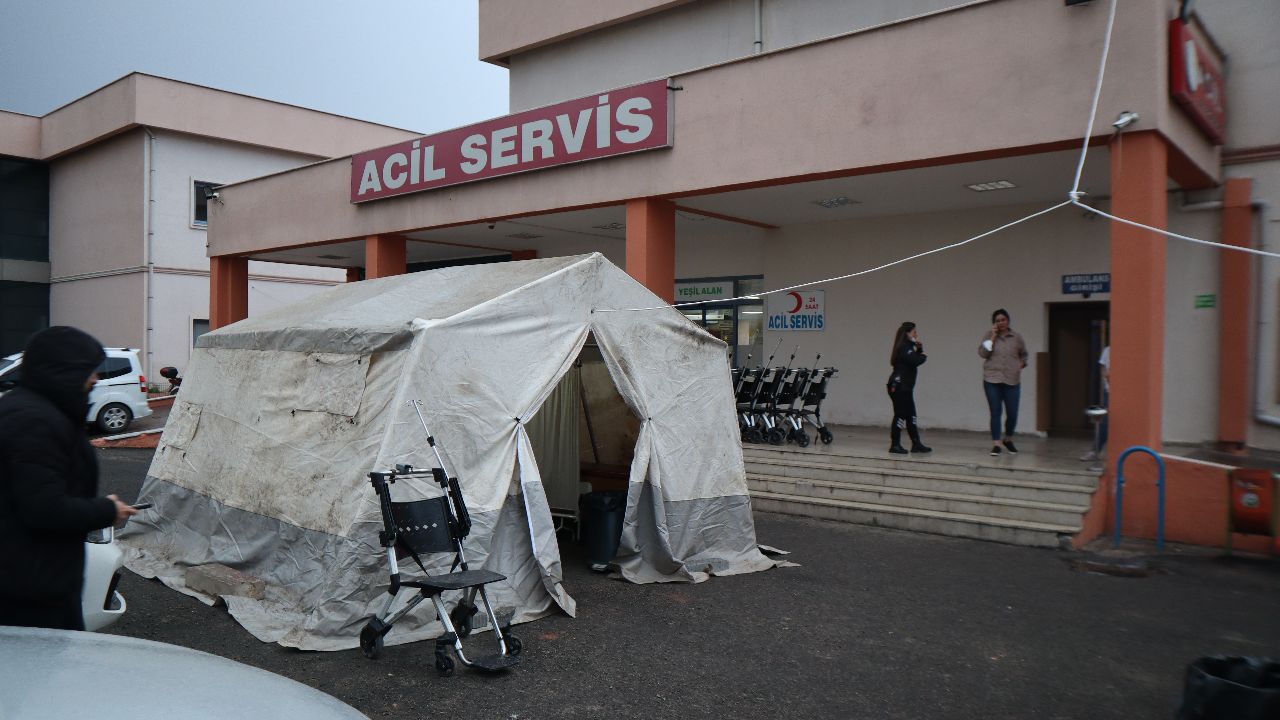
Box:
[788,292,803,313]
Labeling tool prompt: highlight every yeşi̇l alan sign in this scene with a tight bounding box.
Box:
[768,290,825,331]
[674,282,729,301]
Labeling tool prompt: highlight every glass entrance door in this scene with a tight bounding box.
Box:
[683,305,763,367]
[676,275,765,367]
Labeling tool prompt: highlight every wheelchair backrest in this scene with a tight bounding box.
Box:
[389,496,457,555]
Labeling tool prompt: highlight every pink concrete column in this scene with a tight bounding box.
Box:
[1217,178,1253,450]
[209,256,248,330]
[625,198,675,304]
[365,234,406,279]
[1108,131,1168,455]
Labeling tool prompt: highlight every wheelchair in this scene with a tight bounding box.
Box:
[359,457,522,676]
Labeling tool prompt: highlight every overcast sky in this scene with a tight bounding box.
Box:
[0,0,509,133]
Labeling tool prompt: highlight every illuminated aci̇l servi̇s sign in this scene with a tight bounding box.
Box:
[350,79,672,203]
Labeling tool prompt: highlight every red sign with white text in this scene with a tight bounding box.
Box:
[350,80,672,203]
[1169,19,1226,145]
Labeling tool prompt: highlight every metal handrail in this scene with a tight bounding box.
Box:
[1114,446,1166,551]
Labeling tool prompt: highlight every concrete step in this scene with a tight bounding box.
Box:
[750,489,1076,549]
[743,458,1095,506]
[748,473,1088,527]
[742,445,1097,488]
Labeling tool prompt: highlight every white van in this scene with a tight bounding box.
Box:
[0,347,153,433]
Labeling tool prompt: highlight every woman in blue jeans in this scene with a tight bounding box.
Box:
[977,308,1028,456]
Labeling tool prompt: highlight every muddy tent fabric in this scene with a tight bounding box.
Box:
[120,253,777,651]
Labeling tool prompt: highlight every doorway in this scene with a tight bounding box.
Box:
[1047,301,1109,435]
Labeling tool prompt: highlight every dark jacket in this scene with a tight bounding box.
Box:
[887,339,927,393]
[0,327,116,604]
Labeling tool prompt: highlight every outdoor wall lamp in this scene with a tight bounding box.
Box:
[1112,111,1140,132]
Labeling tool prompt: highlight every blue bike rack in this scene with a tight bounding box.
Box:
[1113,446,1166,552]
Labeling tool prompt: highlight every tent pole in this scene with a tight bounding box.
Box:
[577,362,601,465]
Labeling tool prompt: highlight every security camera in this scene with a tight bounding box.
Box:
[1112,111,1140,132]
[487,223,496,230]
[208,191,221,201]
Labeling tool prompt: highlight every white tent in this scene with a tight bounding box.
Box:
[121,253,778,650]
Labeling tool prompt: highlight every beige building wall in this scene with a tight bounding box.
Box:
[50,274,144,350]
[1232,159,1280,451]
[48,132,145,278]
[756,202,1110,433]
[675,223,766,280]
[1192,1,1280,450]
[149,130,337,278]
[507,0,973,111]
[1162,206,1226,444]
[0,110,40,159]
[47,126,346,378]
[213,0,1197,257]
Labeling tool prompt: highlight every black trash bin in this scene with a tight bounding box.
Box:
[1177,656,1280,719]
[578,490,626,571]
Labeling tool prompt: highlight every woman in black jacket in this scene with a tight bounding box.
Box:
[0,326,135,630]
[886,322,931,454]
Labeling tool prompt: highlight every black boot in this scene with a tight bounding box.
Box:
[890,423,908,454]
[908,421,931,453]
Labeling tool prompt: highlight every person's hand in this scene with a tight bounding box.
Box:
[990,324,999,339]
[108,494,138,527]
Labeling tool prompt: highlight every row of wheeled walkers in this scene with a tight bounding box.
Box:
[732,347,837,447]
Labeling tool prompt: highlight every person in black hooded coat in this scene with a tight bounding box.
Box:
[885,321,931,455]
[0,326,135,630]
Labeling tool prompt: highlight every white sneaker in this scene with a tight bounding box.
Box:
[1080,450,1099,462]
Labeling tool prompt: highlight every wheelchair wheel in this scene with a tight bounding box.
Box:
[767,427,787,445]
[819,428,834,445]
[360,618,386,660]
[744,427,763,444]
[505,634,523,657]
[435,652,455,677]
[794,430,810,448]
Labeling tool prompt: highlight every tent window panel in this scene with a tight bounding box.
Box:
[296,353,369,417]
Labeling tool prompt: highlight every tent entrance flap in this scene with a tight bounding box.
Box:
[524,364,581,518]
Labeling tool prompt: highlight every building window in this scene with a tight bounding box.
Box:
[192,181,219,227]
[192,319,210,347]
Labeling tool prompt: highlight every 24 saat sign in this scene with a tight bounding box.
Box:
[350,80,672,202]
[768,290,825,331]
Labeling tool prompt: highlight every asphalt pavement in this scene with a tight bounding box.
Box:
[98,448,1280,719]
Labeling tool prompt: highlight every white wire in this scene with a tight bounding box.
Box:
[1074,201,1280,259]
[1069,0,1118,200]
[598,200,1074,312]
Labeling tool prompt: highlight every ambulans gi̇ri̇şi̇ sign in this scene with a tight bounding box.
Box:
[350,80,671,202]
[768,290,825,331]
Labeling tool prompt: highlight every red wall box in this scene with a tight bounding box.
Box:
[1228,469,1274,536]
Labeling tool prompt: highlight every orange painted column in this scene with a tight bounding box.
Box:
[1108,132,1168,457]
[345,267,362,283]
[365,234,406,279]
[1217,178,1253,450]
[625,198,675,303]
[209,256,248,330]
